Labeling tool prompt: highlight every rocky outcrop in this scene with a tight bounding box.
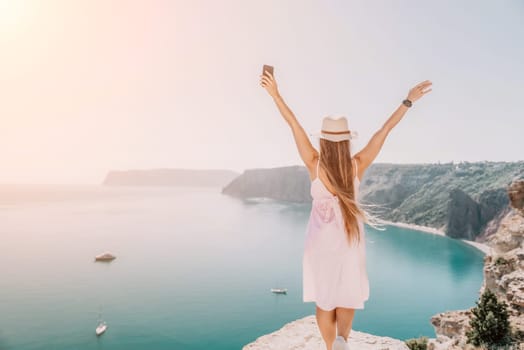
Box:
[476,206,513,242]
[430,310,473,339]
[243,315,409,350]
[479,188,510,225]
[483,209,524,336]
[102,168,239,187]
[428,179,524,349]
[509,180,524,216]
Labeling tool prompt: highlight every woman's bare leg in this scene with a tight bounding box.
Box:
[335,307,355,341]
[316,305,336,350]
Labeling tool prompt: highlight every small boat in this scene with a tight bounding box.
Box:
[94,252,116,262]
[270,288,288,294]
[95,309,107,336]
[95,321,107,336]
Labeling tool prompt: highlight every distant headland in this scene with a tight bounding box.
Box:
[102,168,239,188]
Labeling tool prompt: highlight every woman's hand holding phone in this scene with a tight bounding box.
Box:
[260,65,279,99]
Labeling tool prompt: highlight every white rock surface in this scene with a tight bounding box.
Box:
[243,315,409,350]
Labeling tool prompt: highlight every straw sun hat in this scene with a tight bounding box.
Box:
[309,116,358,142]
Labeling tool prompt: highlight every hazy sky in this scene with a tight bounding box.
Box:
[1,0,523,184]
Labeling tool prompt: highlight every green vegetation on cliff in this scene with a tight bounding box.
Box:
[222,161,523,239]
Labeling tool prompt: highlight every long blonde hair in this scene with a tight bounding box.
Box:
[318,138,386,246]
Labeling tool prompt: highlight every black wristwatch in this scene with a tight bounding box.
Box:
[402,99,412,108]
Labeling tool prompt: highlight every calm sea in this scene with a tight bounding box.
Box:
[0,184,485,350]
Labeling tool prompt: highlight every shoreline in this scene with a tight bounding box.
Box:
[378,219,492,255]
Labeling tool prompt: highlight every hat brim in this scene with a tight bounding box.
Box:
[309,131,358,142]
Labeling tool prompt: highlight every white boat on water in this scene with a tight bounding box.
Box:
[96,321,107,336]
[95,309,107,336]
[94,252,116,262]
[270,288,287,294]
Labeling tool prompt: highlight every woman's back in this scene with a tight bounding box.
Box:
[302,155,369,311]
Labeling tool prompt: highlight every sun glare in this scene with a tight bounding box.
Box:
[0,0,29,32]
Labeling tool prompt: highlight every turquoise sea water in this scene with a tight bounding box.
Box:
[0,185,485,350]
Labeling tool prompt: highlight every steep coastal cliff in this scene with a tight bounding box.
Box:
[223,161,523,243]
[428,179,524,349]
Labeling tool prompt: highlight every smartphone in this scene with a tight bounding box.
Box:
[262,64,274,77]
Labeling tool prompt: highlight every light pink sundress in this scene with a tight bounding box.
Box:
[302,155,370,311]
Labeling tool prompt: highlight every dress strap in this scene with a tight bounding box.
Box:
[316,154,320,178]
[353,158,358,178]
